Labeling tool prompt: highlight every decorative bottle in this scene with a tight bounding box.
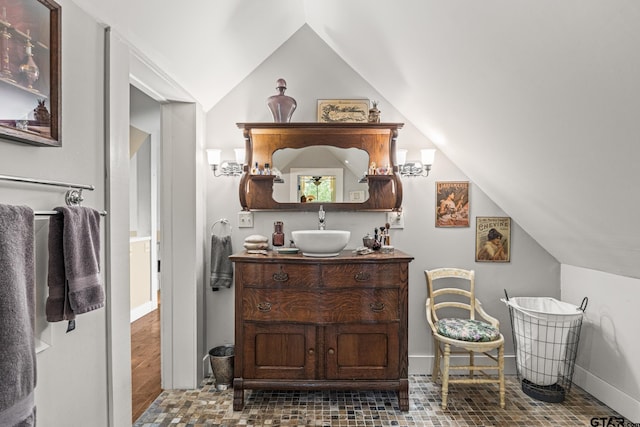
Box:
[1,28,12,80]
[272,221,285,247]
[266,78,297,123]
[19,30,39,89]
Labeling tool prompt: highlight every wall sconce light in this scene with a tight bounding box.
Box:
[397,148,436,177]
[206,148,244,177]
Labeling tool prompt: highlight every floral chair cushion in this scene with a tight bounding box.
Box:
[435,318,500,342]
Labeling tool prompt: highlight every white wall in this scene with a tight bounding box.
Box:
[130,85,160,237]
[0,2,112,426]
[562,265,640,423]
[203,25,560,373]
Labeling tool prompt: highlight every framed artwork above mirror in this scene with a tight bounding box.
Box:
[237,122,404,211]
[0,0,61,147]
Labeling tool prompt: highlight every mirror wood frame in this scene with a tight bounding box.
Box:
[237,122,404,211]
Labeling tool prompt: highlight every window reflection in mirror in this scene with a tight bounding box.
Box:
[298,174,337,203]
[272,146,369,204]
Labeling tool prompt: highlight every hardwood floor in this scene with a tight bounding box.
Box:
[131,297,161,423]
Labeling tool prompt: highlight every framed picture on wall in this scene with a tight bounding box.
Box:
[475,217,511,262]
[317,99,369,123]
[349,190,365,202]
[436,181,469,227]
[0,0,61,147]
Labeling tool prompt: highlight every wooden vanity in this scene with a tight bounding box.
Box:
[230,249,413,411]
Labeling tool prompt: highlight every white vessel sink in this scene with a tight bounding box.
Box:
[291,230,350,257]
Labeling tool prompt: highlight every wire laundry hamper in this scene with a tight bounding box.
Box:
[502,292,588,403]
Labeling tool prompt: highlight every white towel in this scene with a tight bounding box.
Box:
[0,204,36,427]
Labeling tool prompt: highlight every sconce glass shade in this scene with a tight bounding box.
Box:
[234,148,245,165]
[421,148,436,166]
[207,148,243,177]
[398,148,436,177]
[206,148,221,166]
[396,148,407,166]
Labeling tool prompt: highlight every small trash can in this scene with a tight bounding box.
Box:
[502,293,587,403]
[209,345,234,391]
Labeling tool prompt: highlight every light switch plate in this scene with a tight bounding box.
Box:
[386,211,405,229]
[238,211,254,228]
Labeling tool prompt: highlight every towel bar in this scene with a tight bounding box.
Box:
[0,174,95,191]
[211,218,232,235]
[35,210,108,217]
[1,173,100,209]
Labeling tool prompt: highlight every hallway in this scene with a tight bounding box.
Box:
[131,299,161,423]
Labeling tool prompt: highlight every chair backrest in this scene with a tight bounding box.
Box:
[425,268,476,323]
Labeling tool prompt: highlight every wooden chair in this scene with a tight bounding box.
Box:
[425,268,505,409]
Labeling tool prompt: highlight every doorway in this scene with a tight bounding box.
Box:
[129,85,162,422]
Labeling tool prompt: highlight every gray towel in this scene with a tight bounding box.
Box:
[46,206,104,322]
[210,234,233,291]
[0,204,36,427]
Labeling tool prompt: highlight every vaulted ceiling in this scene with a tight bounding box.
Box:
[73,0,640,279]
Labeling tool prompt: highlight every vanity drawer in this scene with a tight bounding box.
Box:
[243,288,399,323]
[321,263,401,288]
[238,263,321,288]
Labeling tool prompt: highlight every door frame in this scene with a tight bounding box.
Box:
[105,28,203,426]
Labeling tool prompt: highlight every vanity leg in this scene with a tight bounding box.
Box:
[233,378,244,411]
[398,378,409,411]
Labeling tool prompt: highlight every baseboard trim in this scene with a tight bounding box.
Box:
[573,365,640,423]
[130,300,157,323]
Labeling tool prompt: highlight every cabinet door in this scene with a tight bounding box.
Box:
[325,323,399,380]
[243,322,316,380]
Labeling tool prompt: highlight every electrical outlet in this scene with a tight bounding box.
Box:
[387,211,405,229]
[238,211,254,228]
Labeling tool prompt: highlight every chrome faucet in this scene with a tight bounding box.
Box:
[318,205,326,230]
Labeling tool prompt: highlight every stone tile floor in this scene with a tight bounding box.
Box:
[134,375,633,426]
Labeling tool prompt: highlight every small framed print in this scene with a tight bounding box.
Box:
[317,99,369,123]
[0,0,61,147]
[436,181,469,227]
[476,217,511,262]
[349,190,365,202]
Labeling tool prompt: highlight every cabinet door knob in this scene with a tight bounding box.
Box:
[354,271,371,282]
[257,302,272,312]
[327,348,335,355]
[308,348,315,355]
[369,302,385,312]
[272,266,289,282]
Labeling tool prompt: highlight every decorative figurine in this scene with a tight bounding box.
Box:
[267,78,297,123]
[368,161,377,175]
[368,101,381,123]
[33,100,50,124]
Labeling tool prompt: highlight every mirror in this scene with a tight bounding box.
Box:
[272,146,369,203]
[237,122,404,211]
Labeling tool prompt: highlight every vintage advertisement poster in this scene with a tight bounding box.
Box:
[436,181,470,227]
[475,217,511,262]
